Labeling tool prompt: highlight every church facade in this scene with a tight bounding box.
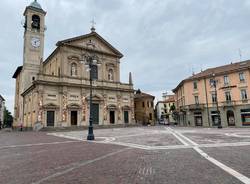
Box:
[13,1,135,128]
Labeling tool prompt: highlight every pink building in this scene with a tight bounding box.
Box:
[173,60,250,127]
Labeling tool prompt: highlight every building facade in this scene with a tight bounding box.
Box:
[173,60,250,127]
[134,89,155,125]
[13,1,135,129]
[0,95,5,128]
[156,94,175,123]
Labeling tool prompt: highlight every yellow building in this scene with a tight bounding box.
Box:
[12,1,135,129]
[134,89,155,125]
[173,60,250,127]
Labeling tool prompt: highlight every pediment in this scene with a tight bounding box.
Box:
[67,103,81,109]
[57,32,123,58]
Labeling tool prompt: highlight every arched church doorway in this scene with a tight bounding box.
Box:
[227,110,235,126]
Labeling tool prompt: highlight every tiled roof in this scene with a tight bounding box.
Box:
[134,92,155,99]
[188,60,250,80]
[12,66,23,78]
[173,59,250,92]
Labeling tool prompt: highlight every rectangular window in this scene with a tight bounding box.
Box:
[241,89,248,100]
[151,101,154,108]
[209,79,214,86]
[194,96,199,104]
[142,102,145,108]
[193,81,198,90]
[239,72,245,82]
[147,101,149,108]
[211,93,217,103]
[224,75,229,85]
[225,92,231,102]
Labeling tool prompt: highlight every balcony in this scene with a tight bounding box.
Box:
[222,100,236,107]
[188,104,205,111]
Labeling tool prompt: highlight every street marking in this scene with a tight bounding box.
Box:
[165,127,189,146]
[139,167,155,176]
[0,141,81,150]
[225,133,250,138]
[50,130,250,151]
[32,147,131,184]
[167,127,250,184]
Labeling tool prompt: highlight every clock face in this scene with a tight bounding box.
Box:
[31,37,41,48]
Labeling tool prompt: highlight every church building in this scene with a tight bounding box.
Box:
[13,0,135,129]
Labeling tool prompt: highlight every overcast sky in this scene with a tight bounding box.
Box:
[1,0,250,113]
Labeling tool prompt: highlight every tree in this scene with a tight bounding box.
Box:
[170,104,176,112]
[3,107,13,128]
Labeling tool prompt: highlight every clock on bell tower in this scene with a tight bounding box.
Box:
[22,0,46,90]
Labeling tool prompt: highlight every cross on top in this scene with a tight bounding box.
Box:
[90,19,96,32]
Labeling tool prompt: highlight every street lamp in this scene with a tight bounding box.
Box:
[81,42,100,140]
[212,73,222,129]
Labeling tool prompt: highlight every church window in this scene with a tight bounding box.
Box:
[91,65,98,80]
[71,63,77,77]
[108,69,114,81]
[31,15,40,30]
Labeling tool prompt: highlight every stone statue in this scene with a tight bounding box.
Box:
[71,63,77,76]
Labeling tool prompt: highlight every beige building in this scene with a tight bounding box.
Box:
[0,95,5,128]
[13,1,135,129]
[134,89,155,125]
[173,60,250,127]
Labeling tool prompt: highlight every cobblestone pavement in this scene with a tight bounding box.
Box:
[0,126,250,184]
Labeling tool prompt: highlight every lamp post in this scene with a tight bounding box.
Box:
[81,43,99,141]
[212,73,222,129]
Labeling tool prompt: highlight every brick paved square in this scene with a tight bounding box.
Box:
[1,126,250,184]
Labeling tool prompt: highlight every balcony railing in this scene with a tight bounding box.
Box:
[222,100,236,107]
[188,104,205,110]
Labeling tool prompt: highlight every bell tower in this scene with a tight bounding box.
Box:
[22,0,46,90]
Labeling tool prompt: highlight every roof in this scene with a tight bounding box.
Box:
[56,31,123,58]
[134,92,155,99]
[173,59,250,92]
[165,96,175,103]
[12,66,23,78]
[29,0,42,10]
[0,95,5,101]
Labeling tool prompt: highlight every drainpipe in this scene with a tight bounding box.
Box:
[204,78,211,127]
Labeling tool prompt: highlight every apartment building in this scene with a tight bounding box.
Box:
[156,93,175,123]
[173,60,250,127]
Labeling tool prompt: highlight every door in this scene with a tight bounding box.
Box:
[92,104,99,124]
[71,111,78,126]
[195,116,203,126]
[227,110,235,126]
[110,111,115,124]
[47,111,55,127]
[124,111,129,123]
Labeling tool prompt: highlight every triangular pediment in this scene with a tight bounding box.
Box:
[57,32,123,58]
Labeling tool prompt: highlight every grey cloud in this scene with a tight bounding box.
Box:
[1,0,250,113]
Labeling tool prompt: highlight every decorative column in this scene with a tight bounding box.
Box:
[38,93,43,123]
[117,94,122,122]
[82,96,87,122]
[103,95,108,124]
[62,92,68,122]
[131,96,135,123]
